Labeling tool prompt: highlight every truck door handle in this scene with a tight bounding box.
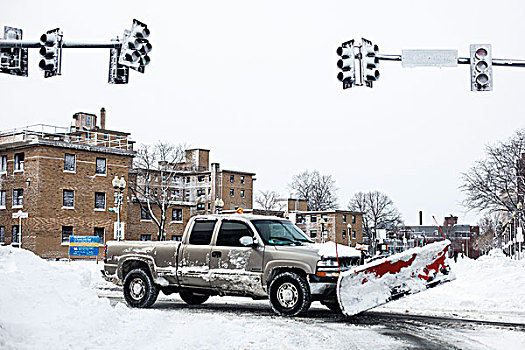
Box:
[212,251,222,258]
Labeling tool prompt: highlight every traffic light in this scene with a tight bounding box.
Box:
[39,28,62,78]
[108,43,129,84]
[0,26,28,77]
[118,19,151,73]
[336,40,356,89]
[361,38,380,88]
[470,44,492,92]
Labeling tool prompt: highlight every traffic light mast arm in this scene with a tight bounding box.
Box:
[0,40,122,49]
[376,53,525,67]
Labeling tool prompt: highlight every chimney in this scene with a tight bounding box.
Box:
[419,211,423,225]
[100,107,106,129]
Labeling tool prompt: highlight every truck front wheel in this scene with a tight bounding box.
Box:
[268,272,311,316]
[123,268,159,308]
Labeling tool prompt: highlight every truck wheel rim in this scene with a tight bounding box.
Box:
[277,282,298,308]
[129,278,146,300]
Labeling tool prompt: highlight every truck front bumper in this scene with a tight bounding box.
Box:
[309,275,338,300]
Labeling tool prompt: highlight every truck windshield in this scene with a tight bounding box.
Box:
[251,220,313,246]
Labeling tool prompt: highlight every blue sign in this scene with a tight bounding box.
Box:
[69,236,100,256]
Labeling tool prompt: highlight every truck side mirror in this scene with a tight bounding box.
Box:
[239,236,254,247]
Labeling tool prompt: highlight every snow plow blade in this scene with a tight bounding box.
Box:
[336,240,455,317]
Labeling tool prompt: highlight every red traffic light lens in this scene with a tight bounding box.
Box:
[476,48,488,59]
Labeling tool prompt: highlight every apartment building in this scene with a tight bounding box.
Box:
[0,109,134,258]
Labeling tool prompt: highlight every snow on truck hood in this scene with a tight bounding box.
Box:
[274,242,361,259]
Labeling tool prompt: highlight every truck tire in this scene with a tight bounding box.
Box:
[268,272,311,316]
[179,290,210,305]
[123,268,159,308]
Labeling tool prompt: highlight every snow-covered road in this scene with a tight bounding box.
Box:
[1,246,525,350]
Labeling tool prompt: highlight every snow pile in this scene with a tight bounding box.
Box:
[337,240,453,316]
[379,248,525,322]
[313,241,361,258]
[3,246,403,350]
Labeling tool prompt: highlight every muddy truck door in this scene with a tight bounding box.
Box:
[208,219,265,295]
[178,218,217,288]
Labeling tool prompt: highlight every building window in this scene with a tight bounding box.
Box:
[13,189,23,207]
[352,215,356,224]
[230,189,234,197]
[197,203,205,210]
[172,208,183,222]
[96,158,106,175]
[198,175,205,182]
[240,176,245,184]
[0,155,6,173]
[321,214,328,220]
[94,227,105,243]
[171,189,179,197]
[63,190,74,208]
[171,235,182,242]
[0,226,4,243]
[240,190,245,198]
[230,175,234,183]
[0,190,5,208]
[64,153,76,172]
[140,234,152,241]
[95,192,106,210]
[310,215,317,223]
[141,207,152,220]
[342,229,346,239]
[62,226,73,243]
[208,203,211,210]
[12,225,20,243]
[310,230,317,238]
[197,189,205,196]
[186,177,190,183]
[86,115,92,126]
[352,230,356,239]
[14,153,24,172]
[297,215,305,224]
[342,215,347,223]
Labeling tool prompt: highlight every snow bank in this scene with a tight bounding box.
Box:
[0,246,406,350]
[379,248,525,323]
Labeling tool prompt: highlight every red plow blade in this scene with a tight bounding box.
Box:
[336,240,454,316]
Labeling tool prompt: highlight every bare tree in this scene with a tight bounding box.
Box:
[348,191,403,252]
[129,142,186,241]
[472,212,504,254]
[461,129,525,215]
[289,170,338,210]
[255,190,285,214]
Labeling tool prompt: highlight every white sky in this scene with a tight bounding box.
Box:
[2,1,524,225]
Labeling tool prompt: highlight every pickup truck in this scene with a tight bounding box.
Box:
[103,214,361,316]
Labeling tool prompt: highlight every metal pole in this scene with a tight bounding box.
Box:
[0,40,121,49]
[376,54,525,67]
[117,192,121,241]
[18,215,22,248]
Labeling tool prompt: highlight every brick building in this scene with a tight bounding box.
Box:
[0,109,256,255]
[0,110,134,258]
[126,148,256,241]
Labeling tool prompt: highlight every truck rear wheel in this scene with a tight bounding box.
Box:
[123,268,159,308]
[179,290,210,305]
[268,272,311,316]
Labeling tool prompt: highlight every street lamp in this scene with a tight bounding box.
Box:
[320,218,327,243]
[214,197,224,214]
[112,175,126,241]
[347,223,352,246]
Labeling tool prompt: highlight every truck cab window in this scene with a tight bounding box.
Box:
[216,221,253,247]
[189,221,216,245]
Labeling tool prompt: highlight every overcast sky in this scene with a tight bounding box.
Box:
[2,1,524,225]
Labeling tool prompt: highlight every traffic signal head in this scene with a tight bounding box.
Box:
[0,26,28,77]
[118,19,151,73]
[470,44,492,92]
[39,28,62,78]
[336,40,356,89]
[361,38,379,88]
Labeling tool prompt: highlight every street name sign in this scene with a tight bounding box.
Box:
[402,50,458,68]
